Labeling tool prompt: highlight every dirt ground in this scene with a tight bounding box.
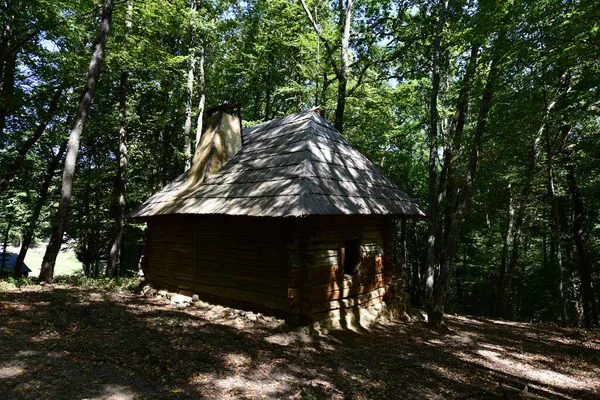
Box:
[1,285,599,399]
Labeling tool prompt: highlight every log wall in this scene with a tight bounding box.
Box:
[144,215,298,317]
[294,215,394,322]
[143,214,394,324]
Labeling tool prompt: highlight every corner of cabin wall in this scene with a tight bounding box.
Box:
[294,215,398,328]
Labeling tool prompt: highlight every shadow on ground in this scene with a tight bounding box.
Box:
[0,286,598,399]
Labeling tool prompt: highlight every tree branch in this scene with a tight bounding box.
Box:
[299,0,342,80]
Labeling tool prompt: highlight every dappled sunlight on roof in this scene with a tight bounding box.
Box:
[128,109,426,219]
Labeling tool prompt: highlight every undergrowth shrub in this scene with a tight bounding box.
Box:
[53,272,139,293]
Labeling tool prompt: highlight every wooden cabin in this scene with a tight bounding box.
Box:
[127,105,426,324]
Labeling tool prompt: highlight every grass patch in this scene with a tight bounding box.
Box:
[5,244,81,277]
[0,272,139,293]
[53,273,139,293]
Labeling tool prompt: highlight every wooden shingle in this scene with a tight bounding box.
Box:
[127,109,426,219]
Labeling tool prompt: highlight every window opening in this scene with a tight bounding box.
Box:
[343,238,361,276]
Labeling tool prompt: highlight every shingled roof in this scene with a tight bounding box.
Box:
[127,108,426,219]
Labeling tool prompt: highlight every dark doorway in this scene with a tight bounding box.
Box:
[343,238,361,276]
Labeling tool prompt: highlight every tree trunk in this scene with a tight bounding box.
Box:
[183,0,197,171]
[456,246,466,307]
[195,41,206,146]
[425,0,448,307]
[496,87,559,318]
[1,215,13,272]
[0,82,66,193]
[565,156,598,327]
[300,0,353,134]
[333,0,352,134]
[400,218,407,281]
[547,154,567,325]
[437,44,479,273]
[106,0,132,277]
[0,45,16,141]
[496,183,514,315]
[428,29,505,328]
[13,142,67,278]
[295,66,303,112]
[39,0,113,284]
[410,220,422,305]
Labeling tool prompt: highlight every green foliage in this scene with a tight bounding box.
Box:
[52,273,139,293]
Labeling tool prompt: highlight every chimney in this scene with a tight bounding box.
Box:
[185,103,242,188]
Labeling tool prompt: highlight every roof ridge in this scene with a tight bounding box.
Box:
[298,118,316,217]
[243,108,320,137]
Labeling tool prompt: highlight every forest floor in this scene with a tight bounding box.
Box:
[0,285,599,400]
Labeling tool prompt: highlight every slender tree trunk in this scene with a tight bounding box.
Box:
[410,220,422,305]
[565,156,598,327]
[39,0,113,284]
[295,66,303,112]
[1,215,13,272]
[497,93,558,317]
[0,82,66,193]
[496,183,514,315]
[428,30,505,328]
[300,0,352,134]
[400,218,407,281]
[564,238,583,325]
[456,246,466,307]
[0,45,16,140]
[0,0,19,140]
[183,0,197,171]
[264,83,272,121]
[195,41,206,146]
[425,0,448,308]
[333,0,352,133]
[437,44,479,271]
[547,155,567,325]
[13,142,67,278]
[106,1,132,277]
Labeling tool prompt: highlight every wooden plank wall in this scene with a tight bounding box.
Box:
[144,215,298,317]
[301,215,394,322]
[143,214,394,324]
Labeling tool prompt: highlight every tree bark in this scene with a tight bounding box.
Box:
[39,0,113,284]
[400,218,407,281]
[13,142,67,277]
[428,30,506,328]
[411,220,422,305]
[496,91,558,318]
[425,0,448,307]
[496,183,514,315]
[106,1,132,277]
[300,0,353,134]
[565,154,598,328]
[0,82,66,193]
[1,215,13,272]
[437,44,479,271]
[0,0,19,141]
[336,0,352,133]
[0,43,16,141]
[183,0,197,171]
[547,153,567,325]
[195,41,206,146]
